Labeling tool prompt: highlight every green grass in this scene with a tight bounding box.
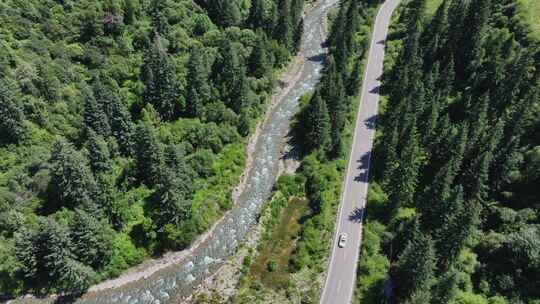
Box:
[249,197,309,289]
[516,0,540,41]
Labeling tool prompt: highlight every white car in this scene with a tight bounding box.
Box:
[338,233,348,248]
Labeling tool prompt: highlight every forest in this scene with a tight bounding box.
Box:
[0,0,307,296]
[356,0,540,303]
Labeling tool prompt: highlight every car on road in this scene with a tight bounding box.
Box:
[338,233,348,248]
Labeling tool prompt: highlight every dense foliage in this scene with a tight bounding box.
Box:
[0,0,307,296]
[357,0,540,303]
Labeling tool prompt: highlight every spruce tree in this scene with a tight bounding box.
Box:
[214,39,242,108]
[50,139,98,210]
[149,0,169,35]
[0,78,25,144]
[83,88,111,137]
[391,223,436,302]
[436,186,480,268]
[304,91,331,153]
[141,36,180,120]
[249,33,271,78]
[134,122,163,187]
[230,68,252,113]
[86,129,111,174]
[14,218,94,293]
[275,0,293,50]
[207,0,241,27]
[153,170,192,228]
[186,46,211,117]
[247,0,265,29]
[69,209,113,269]
[388,120,421,208]
[418,125,467,230]
[109,90,135,155]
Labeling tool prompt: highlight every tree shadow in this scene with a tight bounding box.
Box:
[377,39,386,46]
[348,207,365,223]
[364,114,378,130]
[354,151,372,183]
[307,52,326,63]
[369,85,380,95]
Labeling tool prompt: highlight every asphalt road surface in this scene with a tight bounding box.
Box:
[320,0,401,303]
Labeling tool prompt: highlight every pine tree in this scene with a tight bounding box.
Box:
[347,56,364,96]
[249,33,271,78]
[69,209,113,269]
[431,268,459,304]
[436,186,480,268]
[141,36,180,120]
[230,68,251,113]
[50,139,98,210]
[153,170,192,228]
[86,129,111,174]
[303,91,331,153]
[134,122,163,187]
[186,46,211,117]
[391,223,436,302]
[382,125,400,184]
[109,90,134,155]
[275,0,293,50]
[0,78,25,144]
[421,0,449,69]
[418,125,467,230]
[207,0,241,27]
[83,88,111,137]
[388,120,421,208]
[149,0,169,35]
[14,218,94,293]
[247,0,265,29]
[214,39,242,107]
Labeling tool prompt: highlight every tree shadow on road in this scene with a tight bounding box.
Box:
[348,207,365,223]
[354,151,372,183]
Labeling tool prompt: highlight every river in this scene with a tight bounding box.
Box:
[14,1,338,303]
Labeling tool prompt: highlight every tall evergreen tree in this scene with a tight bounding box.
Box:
[50,139,98,210]
[388,120,421,208]
[275,0,293,50]
[69,209,113,269]
[0,78,25,144]
[303,91,331,153]
[436,186,480,268]
[83,89,111,137]
[207,0,241,27]
[14,218,94,294]
[109,90,135,155]
[86,129,111,174]
[134,122,163,187]
[247,0,265,29]
[141,37,180,120]
[149,0,169,35]
[248,33,271,78]
[186,46,211,118]
[391,223,436,303]
[153,170,192,228]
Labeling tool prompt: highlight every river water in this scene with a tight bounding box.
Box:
[16,1,338,303]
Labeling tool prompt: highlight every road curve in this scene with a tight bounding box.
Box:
[320,0,401,303]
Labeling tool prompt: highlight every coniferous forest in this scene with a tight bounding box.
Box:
[356,0,540,303]
[0,0,306,296]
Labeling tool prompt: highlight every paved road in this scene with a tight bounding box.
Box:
[320,0,401,303]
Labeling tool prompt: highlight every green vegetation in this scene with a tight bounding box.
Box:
[515,0,540,41]
[231,1,380,303]
[355,0,540,303]
[0,0,308,297]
